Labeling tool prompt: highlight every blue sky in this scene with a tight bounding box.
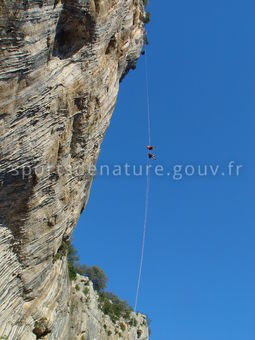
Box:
[73,0,255,339]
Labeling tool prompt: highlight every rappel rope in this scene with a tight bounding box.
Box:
[134,48,152,312]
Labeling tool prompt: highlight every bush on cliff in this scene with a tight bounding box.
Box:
[65,243,147,327]
[142,12,151,24]
[85,266,108,292]
[98,292,132,323]
[67,241,79,281]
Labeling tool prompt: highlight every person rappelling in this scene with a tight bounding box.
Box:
[147,146,156,160]
[148,152,156,160]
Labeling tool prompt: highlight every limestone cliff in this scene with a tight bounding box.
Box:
[0,0,148,338]
[69,275,149,340]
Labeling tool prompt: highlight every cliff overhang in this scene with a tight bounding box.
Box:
[0,0,148,338]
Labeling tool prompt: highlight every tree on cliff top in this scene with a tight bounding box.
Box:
[85,266,108,292]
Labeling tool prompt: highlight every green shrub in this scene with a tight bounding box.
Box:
[53,240,70,262]
[143,0,149,6]
[83,287,89,296]
[142,12,151,24]
[137,329,142,338]
[61,243,143,326]
[144,35,149,45]
[67,241,79,264]
[66,241,80,281]
[129,317,138,327]
[98,292,132,323]
[53,252,61,262]
[107,330,112,336]
[75,263,88,276]
[68,261,77,281]
[70,302,76,315]
[53,240,79,280]
[86,266,108,292]
[119,322,126,332]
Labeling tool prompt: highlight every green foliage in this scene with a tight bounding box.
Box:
[143,0,149,6]
[142,12,151,24]
[83,287,89,296]
[53,240,69,262]
[68,260,77,281]
[119,322,126,332]
[144,35,149,45]
[67,241,79,264]
[53,252,61,262]
[145,314,152,326]
[137,329,142,338]
[63,243,146,332]
[86,266,108,292]
[129,317,138,327]
[70,301,78,315]
[53,240,80,280]
[66,242,107,291]
[75,263,88,276]
[98,292,132,323]
[65,241,79,281]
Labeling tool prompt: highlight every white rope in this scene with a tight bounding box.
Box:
[134,47,152,312]
[145,48,151,147]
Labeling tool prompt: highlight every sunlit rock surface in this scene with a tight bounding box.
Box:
[70,275,149,340]
[0,0,147,338]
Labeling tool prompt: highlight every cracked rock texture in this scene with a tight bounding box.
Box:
[0,0,147,338]
[70,275,149,340]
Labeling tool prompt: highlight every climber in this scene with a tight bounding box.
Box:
[146,145,155,151]
[148,153,156,160]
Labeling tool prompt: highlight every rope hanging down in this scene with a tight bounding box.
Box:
[134,48,152,312]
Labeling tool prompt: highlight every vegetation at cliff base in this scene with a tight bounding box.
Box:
[98,291,132,323]
[67,241,79,281]
[64,242,133,323]
[63,241,150,329]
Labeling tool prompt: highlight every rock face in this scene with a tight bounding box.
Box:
[70,275,149,340]
[0,0,147,338]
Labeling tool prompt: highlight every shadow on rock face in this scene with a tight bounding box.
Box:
[0,168,36,244]
[53,0,96,59]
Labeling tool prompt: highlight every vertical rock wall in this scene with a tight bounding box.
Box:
[0,0,147,338]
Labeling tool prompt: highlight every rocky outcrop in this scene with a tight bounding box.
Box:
[0,0,147,338]
[70,275,149,340]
